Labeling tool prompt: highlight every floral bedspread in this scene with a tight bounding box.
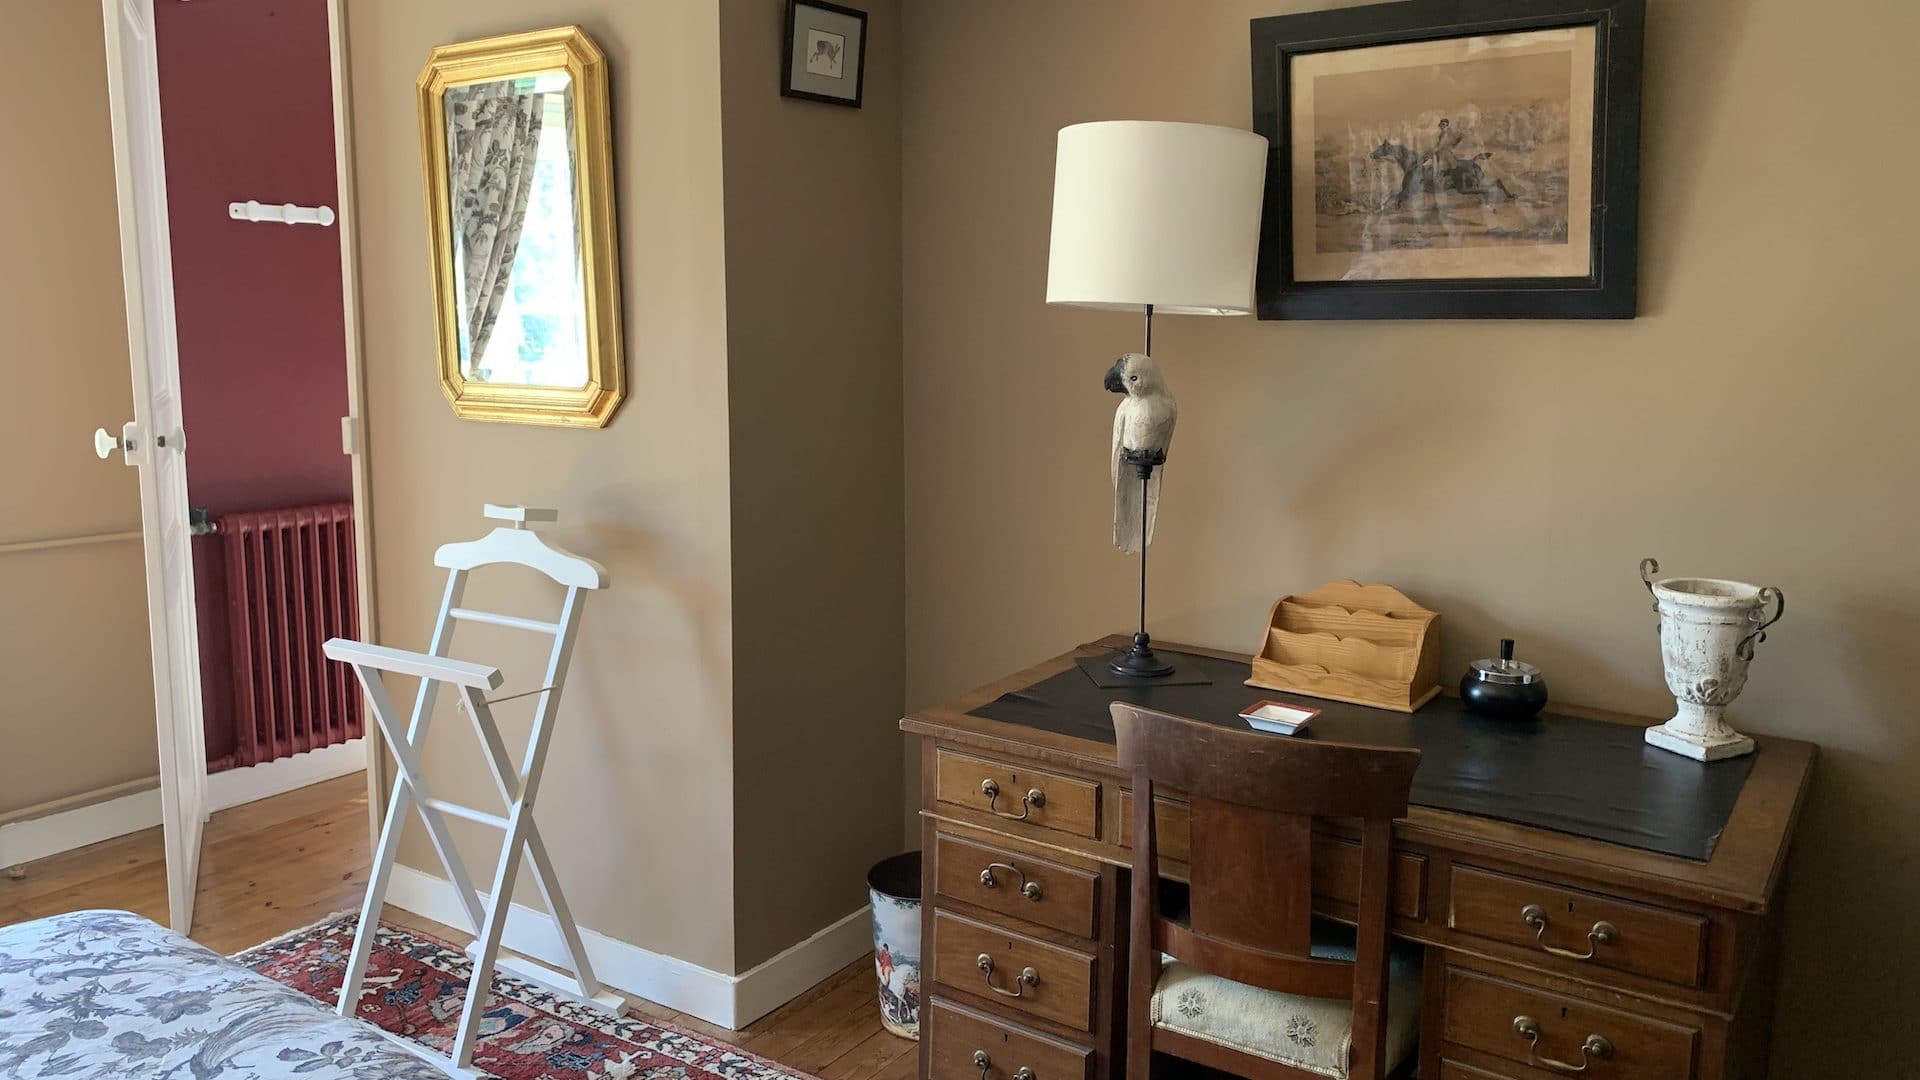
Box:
[0,909,448,1079]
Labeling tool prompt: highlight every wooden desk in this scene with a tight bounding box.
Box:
[901,637,1814,1080]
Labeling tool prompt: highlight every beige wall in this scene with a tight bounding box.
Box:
[344,1,740,970]
[901,0,1918,1075]
[718,0,907,969]
[0,0,157,819]
[344,0,909,978]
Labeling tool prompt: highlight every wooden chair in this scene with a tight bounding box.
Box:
[1112,702,1423,1080]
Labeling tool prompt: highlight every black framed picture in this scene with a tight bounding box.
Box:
[782,0,868,108]
[1251,0,1643,319]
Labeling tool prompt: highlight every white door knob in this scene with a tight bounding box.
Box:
[93,426,122,460]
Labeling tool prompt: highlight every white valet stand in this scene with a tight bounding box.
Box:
[323,504,623,1076]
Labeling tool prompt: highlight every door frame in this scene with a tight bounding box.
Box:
[100,0,385,902]
[325,0,387,845]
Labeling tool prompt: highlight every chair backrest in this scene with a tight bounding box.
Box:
[1113,702,1419,1078]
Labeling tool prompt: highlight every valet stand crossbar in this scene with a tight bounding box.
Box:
[322,504,623,1076]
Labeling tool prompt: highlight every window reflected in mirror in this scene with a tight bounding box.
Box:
[445,73,588,390]
[419,26,623,427]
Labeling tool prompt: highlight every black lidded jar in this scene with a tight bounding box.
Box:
[1460,638,1548,721]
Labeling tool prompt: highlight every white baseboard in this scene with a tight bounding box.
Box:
[0,740,368,869]
[207,738,368,812]
[0,786,159,869]
[732,903,874,1028]
[384,864,871,1029]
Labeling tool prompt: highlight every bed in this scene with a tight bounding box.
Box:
[0,909,449,1079]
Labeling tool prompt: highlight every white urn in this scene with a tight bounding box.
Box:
[1638,558,1785,761]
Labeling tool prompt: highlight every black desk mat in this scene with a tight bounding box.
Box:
[969,650,1753,861]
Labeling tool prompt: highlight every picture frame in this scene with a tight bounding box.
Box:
[417,26,625,427]
[1250,0,1644,320]
[782,0,868,108]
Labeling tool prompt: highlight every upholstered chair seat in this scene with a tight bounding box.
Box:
[1148,925,1422,1079]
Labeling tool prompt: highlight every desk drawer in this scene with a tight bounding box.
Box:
[1116,791,1427,919]
[933,832,1099,938]
[932,910,1095,1032]
[1441,1062,1531,1080]
[936,751,1100,840]
[1444,967,1698,1078]
[929,998,1091,1080]
[1449,865,1707,988]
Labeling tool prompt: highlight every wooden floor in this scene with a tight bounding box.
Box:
[0,774,912,1080]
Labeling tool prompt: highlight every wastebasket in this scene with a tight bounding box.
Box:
[867,852,922,1039]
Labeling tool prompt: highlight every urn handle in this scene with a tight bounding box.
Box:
[1638,557,1661,613]
[1737,586,1785,660]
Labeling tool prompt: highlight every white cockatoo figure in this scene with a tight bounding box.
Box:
[1105,352,1177,554]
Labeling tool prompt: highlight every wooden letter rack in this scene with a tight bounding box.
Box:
[1247,580,1441,712]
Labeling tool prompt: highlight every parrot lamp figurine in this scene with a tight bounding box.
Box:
[1043,120,1267,685]
[1106,353,1176,554]
[1104,352,1180,678]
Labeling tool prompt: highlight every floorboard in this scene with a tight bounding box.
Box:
[0,774,914,1078]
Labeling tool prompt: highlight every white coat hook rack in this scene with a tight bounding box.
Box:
[322,503,617,1077]
[228,199,335,227]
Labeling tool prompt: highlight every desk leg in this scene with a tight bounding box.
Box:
[917,742,938,1080]
[1104,864,1130,1080]
[1419,944,1447,1079]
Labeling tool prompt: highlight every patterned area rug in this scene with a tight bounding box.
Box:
[236,913,814,1080]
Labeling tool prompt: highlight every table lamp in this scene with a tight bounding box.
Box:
[1046,120,1268,681]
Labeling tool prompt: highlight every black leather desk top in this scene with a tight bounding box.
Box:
[968,650,1752,862]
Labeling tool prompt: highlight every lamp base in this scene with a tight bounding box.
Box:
[1110,632,1174,677]
[1075,637,1214,688]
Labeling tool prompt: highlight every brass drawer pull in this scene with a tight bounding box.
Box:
[1521,904,1618,960]
[977,953,1040,998]
[980,778,1046,821]
[979,861,1045,901]
[971,1050,1035,1080]
[1513,1016,1613,1074]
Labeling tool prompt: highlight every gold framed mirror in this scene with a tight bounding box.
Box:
[417,26,623,427]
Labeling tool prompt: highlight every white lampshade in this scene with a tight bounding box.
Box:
[1046,120,1269,316]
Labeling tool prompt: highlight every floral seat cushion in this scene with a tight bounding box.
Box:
[1148,927,1422,1079]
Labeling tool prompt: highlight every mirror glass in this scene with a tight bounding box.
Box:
[443,72,588,389]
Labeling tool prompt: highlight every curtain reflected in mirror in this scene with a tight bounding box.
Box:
[445,74,587,389]
[419,26,623,427]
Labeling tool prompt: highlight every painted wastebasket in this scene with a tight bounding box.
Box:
[867,852,922,1039]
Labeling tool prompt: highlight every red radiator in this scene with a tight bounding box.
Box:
[219,502,363,767]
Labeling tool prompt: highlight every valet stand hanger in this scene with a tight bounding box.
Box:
[323,504,620,1076]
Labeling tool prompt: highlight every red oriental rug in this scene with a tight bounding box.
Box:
[236,913,816,1080]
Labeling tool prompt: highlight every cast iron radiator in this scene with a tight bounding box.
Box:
[213,502,363,768]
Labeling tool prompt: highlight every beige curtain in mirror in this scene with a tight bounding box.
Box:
[445,82,547,366]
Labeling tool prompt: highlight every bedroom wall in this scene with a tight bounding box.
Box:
[899,0,1918,1075]
[344,0,740,971]
[718,0,907,970]
[346,0,908,985]
[0,0,158,820]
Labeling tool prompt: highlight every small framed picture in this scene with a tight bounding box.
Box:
[782,0,867,108]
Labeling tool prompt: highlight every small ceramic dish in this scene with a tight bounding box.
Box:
[1239,700,1320,735]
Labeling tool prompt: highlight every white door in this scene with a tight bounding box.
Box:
[97,0,208,936]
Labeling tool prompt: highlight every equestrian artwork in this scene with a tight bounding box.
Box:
[1288,27,1598,283]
